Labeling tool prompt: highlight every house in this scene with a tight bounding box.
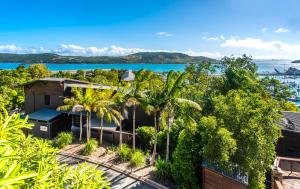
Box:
[23,77,153,141]
[277,111,300,158]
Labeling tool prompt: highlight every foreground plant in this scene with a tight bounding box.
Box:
[0,107,111,189]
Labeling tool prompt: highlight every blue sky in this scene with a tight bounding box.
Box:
[0,0,300,59]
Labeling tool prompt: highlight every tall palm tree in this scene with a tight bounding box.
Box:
[57,91,84,142]
[122,69,150,151]
[93,89,121,145]
[139,72,163,165]
[112,89,128,149]
[157,71,202,161]
[57,86,95,142]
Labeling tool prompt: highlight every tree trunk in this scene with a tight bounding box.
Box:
[119,114,123,149]
[166,111,174,162]
[79,112,82,142]
[89,112,92,140]
[133,103,136,151]
[100,114,104,145]
[151,111,158,165]
[86,111,89,142]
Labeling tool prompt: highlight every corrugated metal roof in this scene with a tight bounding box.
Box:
[28,108,62,122]
[64,83,112,89]
[278,111,300,132]
[24,78,90,86]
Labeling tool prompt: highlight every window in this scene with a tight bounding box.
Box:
[44,95,50,105]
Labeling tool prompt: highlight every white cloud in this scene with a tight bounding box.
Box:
[202,35,226,41]
[185,49,224,58]
[56,44,149,56]
[274,28,289,33]
[220,37,300,59]
[0,45,22,53]
[261,27,267,33]
[155,31,173,37]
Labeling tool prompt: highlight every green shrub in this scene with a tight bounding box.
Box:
[130,150,146,167]
[82,139,98,156]
[136,126,155,150]
[154,158,171,180]
[55,132,73,148]
[117,144,132,161]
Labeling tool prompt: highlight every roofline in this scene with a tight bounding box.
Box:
[24,78,90,86]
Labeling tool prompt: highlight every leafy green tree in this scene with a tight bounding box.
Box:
[154,71,201,161]
[27,64,51,79]
[171,122,201,189]
[214,90,281,189]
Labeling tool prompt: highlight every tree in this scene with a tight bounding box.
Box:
[155,71,202,161]
[58,86,95,142]
[112,88,129,149]
[27,64,51,79]
[93,89,121,145]
[57,94,84,142]
[214,90,282,188]
[123,69,152,151]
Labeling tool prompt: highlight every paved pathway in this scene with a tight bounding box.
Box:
[57,154,156,189]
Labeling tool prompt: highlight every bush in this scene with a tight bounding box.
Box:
[154,158,171,180]
[136,126,155,150]
[130,150,146,167]
[171,126,201,189]
[117,144,132,162]
[55,132,73,148]
[82,139,98,156]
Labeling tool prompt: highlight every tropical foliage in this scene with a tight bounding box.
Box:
[0,107,110,189]
[0,54,292,188]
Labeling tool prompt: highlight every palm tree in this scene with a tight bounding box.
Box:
[93,89,121,145]
[112,89,128,149]
[157,71,202,161]
[57,92,84,142]
[57,86,95,142]
[139,72,163,165]
[125,69,154,151]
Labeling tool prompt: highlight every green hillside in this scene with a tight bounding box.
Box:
[0,52,216,64]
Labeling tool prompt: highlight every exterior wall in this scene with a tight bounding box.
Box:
[202,168,247,189]
[24,81,65,114]
[276,130,300,158]
[27,114,72,139]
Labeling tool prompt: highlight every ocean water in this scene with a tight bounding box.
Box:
[0,60,298,73]
[0,63,187,72]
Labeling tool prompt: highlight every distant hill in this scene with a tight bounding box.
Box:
[0,52,216,64]
[292,60,300,63]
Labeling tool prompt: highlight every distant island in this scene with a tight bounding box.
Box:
[292,60,300,63]
[0,52,216,64]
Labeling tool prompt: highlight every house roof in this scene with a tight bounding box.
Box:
[24,77,89,86]
[278,111,300,132]
[28,108,62,122]
[24,77,112,89]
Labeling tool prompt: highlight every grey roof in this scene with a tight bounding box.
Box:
[64,83,112,90]
[24,78,89,86]
[278,111,300,132]
[28,108,62,122]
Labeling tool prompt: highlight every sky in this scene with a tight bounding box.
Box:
[0,0,300,60]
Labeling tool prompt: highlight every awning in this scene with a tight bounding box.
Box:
[28,108,62,122]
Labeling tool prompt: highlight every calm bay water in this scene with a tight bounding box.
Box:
[0,63,186,72]
[0,60,298,73]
